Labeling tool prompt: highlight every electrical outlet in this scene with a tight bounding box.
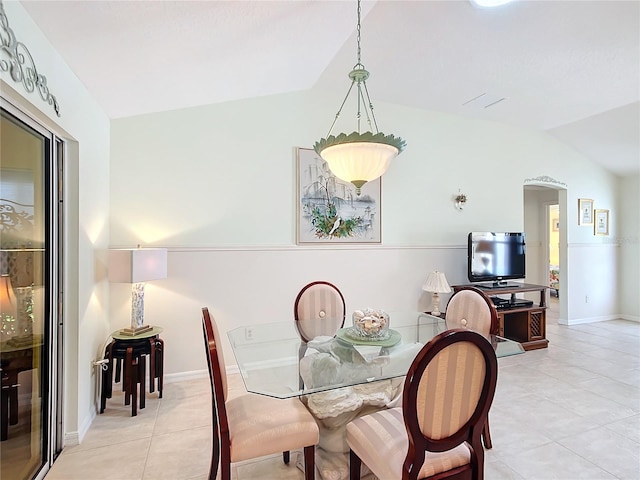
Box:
[245,327,253,340]
[585,295,589,303]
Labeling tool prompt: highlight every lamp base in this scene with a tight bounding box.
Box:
[431,292,442,317]
[119,324,153,336]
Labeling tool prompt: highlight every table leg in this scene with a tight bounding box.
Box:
[7,373,18,425]
[131,357,138,417]
[0,382,9,441]
[155,338,164,398]
[115,356,122,384]
[100,341,114,414]
[148,338,155,394]
[139,354,146,410]
[124,347,133,406]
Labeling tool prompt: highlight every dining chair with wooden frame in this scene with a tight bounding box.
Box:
[346,329,498,480]
[201,307,319,480]
[294,280,346,344]
[287,281,345,464]
[444,285,499,449]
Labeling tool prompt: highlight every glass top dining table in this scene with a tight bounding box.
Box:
[227,311,524,399]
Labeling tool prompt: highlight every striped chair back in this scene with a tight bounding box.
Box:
[294,281,346,342]
[403,329,498,478]
[445,286,498,338]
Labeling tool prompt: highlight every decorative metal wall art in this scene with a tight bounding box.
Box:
[0,0,61,116]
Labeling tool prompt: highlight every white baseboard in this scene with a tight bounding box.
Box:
[561,314,634,326]
[64,407,95,447]
[163,365,239,384]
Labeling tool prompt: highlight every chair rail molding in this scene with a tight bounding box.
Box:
[523,175,567,189]
[0,0,61,117]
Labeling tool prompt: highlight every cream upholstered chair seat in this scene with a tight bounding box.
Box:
[347,329,498,480]
[201,308,319,480]
[346,408,471,479]
[225,393,319,463]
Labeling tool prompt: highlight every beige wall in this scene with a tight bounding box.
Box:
[110,92,632,377]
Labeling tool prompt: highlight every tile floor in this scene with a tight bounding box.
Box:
[46,301,640,479]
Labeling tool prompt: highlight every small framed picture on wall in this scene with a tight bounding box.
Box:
[578,198,594,226]
[594,209,609,236]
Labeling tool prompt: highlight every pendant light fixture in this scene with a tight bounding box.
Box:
[314,0,406,195]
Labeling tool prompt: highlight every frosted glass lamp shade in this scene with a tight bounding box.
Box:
[320,142,399,193]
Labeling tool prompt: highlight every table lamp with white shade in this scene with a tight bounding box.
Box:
[0,274,18,338]
[422,271,451,317]
[108,247,167,335]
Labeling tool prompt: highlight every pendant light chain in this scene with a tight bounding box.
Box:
[355,0,365,134]
[356,0,362,67]
[313,0,406,195]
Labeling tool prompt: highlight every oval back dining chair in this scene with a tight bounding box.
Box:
[444,285,498,449]
[346,329,498,480]
[294,281,346,343]
[444,286,498,338]
[201,307,319,480]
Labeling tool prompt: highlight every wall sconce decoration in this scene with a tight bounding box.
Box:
[454,191,467,211]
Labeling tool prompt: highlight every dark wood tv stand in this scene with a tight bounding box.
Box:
[452,283,549,351]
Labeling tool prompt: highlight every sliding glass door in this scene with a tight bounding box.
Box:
[1,101,63,480]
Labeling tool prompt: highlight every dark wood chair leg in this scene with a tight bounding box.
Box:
[283,451,290,464]
[148,338,156,393]
[100,341,114,413]
[115,357,122,384]
[131,357,138,417]
[220,457,231,480]
[210,405,220,480]
[138,354,146,410]
[100,365,108,414]
[482,416,493,449]
[7,375,18,424]
[155,338,164,398]
[304,445,315,480]
[350,449,361,480]
[124,347,133,406]
[0,384,9,441]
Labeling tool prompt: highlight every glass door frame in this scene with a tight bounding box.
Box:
[1,97,63,480]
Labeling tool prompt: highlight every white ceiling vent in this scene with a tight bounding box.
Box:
[463,93,507,110]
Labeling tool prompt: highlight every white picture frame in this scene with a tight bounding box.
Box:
[296,147,381,244]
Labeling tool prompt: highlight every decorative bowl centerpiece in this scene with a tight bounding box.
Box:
[348,308,390,341]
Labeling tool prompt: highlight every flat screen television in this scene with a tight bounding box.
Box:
[468,232,526,286]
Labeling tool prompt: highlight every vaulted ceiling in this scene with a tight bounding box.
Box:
[19,0,640,176]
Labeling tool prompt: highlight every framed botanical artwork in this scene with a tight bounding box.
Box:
[552,218,559,232]
[594,209,609,236]
[296,147,381,244]
[578,198,594,226]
